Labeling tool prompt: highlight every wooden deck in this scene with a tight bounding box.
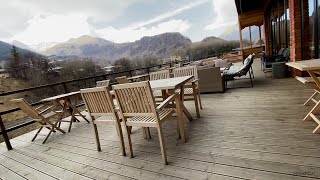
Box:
[1,60,320,179]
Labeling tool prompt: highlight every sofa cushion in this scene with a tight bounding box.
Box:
[214,59,229,68]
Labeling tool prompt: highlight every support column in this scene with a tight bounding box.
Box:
[249,26,252,48]
[259,26,262,47]
[239,20,244,60]
[289,0,310,76]
[289,0,309,62]
[264,16,272,55]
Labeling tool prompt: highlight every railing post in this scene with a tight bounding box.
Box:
[62,82,70,93]
[0,116,12,150]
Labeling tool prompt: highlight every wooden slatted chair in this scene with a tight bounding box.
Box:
[149,70,170,98]
[96,80,110,87]
[11,98,65,143]
[115,76,129,84]
[80,86,126,155]
[173,65,202,118]
[113,81,185,165]
[295,76,320,106]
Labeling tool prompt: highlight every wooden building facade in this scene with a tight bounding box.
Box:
[234,0,320,68]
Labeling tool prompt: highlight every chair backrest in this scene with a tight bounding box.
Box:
[149,70,170,80]
[80,86,115,117]
[115,76,129,84]
[282,48,290,58]
[11,98,42,119]
[96,80,110,87]
[239,54,255,75]
[173,65,198,80]
[278,48,285,55]
[113,81,157,118]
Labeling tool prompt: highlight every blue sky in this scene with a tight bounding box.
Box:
[0,0,238,45]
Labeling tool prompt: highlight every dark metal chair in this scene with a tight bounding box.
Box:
[261,48,290,72]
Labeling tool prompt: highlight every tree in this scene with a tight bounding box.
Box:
[113,58,133,72]
[5,45,26,78]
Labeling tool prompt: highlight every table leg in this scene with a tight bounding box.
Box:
[175,96,186,143]
[169,89,193,121]
[304,70,320,133]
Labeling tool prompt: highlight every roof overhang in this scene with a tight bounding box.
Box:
[234,0,265,29]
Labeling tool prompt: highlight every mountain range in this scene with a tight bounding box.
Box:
[44,33,192,61]
[1,26,252,62]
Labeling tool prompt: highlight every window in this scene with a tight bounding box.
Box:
[268,0,290,54]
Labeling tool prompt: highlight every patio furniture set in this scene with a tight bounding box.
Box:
[287,59,320,133]
[11,65,202,165]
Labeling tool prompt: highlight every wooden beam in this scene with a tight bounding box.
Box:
[249,26,252,48]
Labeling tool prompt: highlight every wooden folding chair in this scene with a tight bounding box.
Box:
[295,76,320,106]
[115,76,129,84]
[11,98,65,143]
[150,70,170,99]
[113,81,185,165]
[80,86,126,155]
[96,80,110,87]
[173,65,202,118]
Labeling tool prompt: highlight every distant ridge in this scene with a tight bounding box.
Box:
[0,41,39,62]
[45,33,192,61]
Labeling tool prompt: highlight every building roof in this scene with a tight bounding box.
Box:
[234,0,265,29]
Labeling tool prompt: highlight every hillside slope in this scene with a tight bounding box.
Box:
[45,33,192,61]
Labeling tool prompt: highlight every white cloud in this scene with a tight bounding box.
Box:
[12,13,92,44]
[204,0,238,36]
[96,19,191,43]
[129,0,209,29]
[0,0,143,40]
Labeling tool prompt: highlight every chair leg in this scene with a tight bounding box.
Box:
[68,115,74,133]
[157,125,168,165]
[115,120,126,156]
[192,85,200,118]
[304,91,318,106]
[92,123,101,151]
[32,127,43,142]
[249,71,253,87]
[197,88,203,109]
[251,66,254,79]
[42,128,54,144]
[146,127,151,139]
[125,125,134,158]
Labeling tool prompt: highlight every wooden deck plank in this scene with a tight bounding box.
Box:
[12,132,319,179]
[0,154,57,180]
[1,149,94,180]
[0,164,26,180]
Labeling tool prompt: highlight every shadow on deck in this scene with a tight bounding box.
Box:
[0,59,319,180]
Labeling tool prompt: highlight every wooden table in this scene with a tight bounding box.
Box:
[287,59,320,133]
[150,76,194,121]
[111,76,194,120]
[128,74,149,82]
[41,91,89,132]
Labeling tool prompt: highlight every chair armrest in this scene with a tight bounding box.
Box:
[156,93,178,112]
[38,105,55,114]
[192,79,199,83]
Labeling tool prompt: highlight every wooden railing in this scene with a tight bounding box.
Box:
[0,60,192,150]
